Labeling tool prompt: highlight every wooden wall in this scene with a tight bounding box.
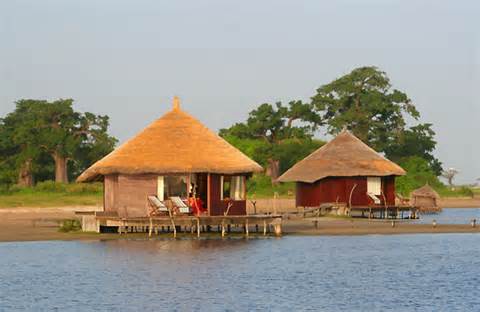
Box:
[104,175,118,212]
[113,174,157,217]
[209,174,246,216]
[296,176,397,208]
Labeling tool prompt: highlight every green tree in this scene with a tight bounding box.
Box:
[0,104,45,186]
[1,99,117,185]
[395,156,442,195]
[220,101,322,183]
[312,66,442,173]
[384,123,442,175]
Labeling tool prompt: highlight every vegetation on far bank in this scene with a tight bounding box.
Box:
[0,181,102,208]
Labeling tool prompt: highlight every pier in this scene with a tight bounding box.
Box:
[76,211,283,238]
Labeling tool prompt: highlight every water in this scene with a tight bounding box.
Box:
[417,208,480,224]
[1,235,479,311]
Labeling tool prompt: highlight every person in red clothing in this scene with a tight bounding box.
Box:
[189,196,205,215]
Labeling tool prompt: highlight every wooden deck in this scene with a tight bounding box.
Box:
[350,205,417,219]
[76,211,283,237]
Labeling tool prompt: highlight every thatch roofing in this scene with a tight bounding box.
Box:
[411,184,440,198]
[278,130,406,183]
[77,98,263,182]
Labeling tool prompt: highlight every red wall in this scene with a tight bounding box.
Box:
[296,176,396,208]
[209,174,247,216]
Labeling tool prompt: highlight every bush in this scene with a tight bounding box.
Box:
[247,174,295,198]
[395,156,442,196]
[65,182,102,194]
[59,219,82,232]
[35,181,68,192]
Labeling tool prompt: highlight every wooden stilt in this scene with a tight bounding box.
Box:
[245,219,249,237]
[197,218,200,238]
[149,218,153,237]
[263,220,267,236]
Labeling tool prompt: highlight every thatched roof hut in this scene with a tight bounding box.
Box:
[78,97,262,182]
[411,184,441,213]
[278,130,405,183]
[78,97,262,217]
[278,130,406,211]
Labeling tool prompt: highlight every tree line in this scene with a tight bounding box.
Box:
[0,66,443,193]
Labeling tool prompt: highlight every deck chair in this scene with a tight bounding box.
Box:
[147,196,169,216]
[170,196,191,214]
[367,192,381,205]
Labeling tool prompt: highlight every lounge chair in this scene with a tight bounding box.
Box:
[367,192,381,205]
[147,196,169,216]
[170,196,191,214]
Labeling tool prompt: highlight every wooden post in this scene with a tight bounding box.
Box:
[245,219,249,237]
[263,220,267,236]
[273,219,282,236]
[273,192,279,215]
[197,218,200,238]
[149,218,153,237]
[166,201,177,238]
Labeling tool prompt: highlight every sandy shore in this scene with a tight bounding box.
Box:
[0,206,479,242]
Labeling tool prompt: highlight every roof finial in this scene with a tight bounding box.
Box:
[173,96,180,110]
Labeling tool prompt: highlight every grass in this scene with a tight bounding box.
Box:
[0,181,102,208]
[0,192,102,208]
[436,186,475,198]
[247,174,295,199]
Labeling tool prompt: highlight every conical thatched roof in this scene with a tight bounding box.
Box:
[278,130,405,183]
[411,184,440,198]
[77,98,263,182]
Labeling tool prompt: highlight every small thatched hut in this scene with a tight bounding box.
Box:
[278,130,406,211]
[77,97,263,217]
[411,184,441,213]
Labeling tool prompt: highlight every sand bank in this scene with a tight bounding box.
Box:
[0,207,478,242]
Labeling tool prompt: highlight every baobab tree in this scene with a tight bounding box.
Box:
[442,168,459,188]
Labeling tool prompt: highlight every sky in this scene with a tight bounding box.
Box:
[0,0,479,183]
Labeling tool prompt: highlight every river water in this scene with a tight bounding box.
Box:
[417,208,480,224]
[1,234,479,311]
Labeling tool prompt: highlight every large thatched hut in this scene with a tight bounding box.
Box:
[411,184,441,213]
[78,97,263,217]
[278,130,406,214]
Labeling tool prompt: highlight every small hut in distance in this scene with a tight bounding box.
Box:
[411,184,441,213]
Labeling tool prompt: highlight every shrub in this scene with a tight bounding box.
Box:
[65,182,102,194]
[395,156,442,196]
[247,174,295,198]
[35,181,67,192]
[59,219,82,232]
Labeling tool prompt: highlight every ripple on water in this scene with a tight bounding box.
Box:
[0,235,479,311]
